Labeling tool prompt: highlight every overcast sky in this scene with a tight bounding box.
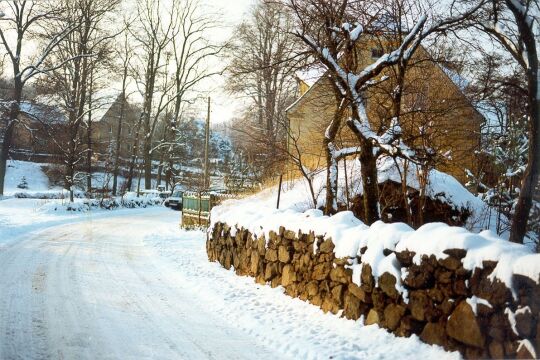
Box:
[0,0,256,124]
[204,0,256,124]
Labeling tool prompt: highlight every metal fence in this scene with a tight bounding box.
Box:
[181,191,235,229]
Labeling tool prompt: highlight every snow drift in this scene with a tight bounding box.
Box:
[210,159,538,289]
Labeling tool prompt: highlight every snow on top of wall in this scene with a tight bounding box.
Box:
[211,159,539,292]
[466,295,492,315]
[213,156,502,236]
[394,222,540,291]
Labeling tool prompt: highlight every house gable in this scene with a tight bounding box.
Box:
[287,41,483,184]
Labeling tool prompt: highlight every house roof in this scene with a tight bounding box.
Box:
[295,65,327,87]
[18,101,65,124]
[286,67,328,114]
[436,64,489,123]
[287,53,487,125]
[31,88,122,123]
[90,89,122,122]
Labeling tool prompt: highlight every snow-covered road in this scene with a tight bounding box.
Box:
[0,209,275,359]
[0,203,459,359]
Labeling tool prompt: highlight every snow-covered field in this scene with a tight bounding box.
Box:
[3,160,63,197]
[3,160,156,198]
[0,200,459,359]
[2,160,164,215]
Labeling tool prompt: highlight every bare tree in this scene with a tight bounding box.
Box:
[0,0,75,196]
[283,121,322,207]
[226,1,302,179]
[160,0,224,189]
[38,0,120,202]
[126,0,224,192]
[286,0,485,222]
[130,0,177,190]
[111,27,134,196]
[470,0,540,243]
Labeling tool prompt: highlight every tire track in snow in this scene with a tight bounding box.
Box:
[0,211,278,359]
[0,232,67,359]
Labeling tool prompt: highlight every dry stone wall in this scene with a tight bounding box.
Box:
[207,222,539,359]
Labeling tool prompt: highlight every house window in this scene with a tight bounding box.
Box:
[371,47,384,59]
[109,125,113,133]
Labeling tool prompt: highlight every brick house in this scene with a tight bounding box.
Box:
[10,91,141,166]
[286,38,485,184]
[90,91,141,164]
[11,101,67,162]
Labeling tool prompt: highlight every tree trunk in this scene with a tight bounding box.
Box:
[165,167,170,191]
[68,164,75,203]
[136,163,142,197]
[86,120,92,195]
[86,75,93,196]
[142,89,153,191]
[359,145,380,225]
[144,142,152,190]
[112,93,126,196]
[416,166,429,227]
[0,125,14,197]
[323,96,345,215]
[157,159,163,186]
[509,65,539,243]
[0,147,8,197]
[126,111,144,191]
[142,70,155,190]
[324,142,338,215]
[0,77,22,196]
[126,157,135,192]
[508,2,540,244]
[0,102,18,196]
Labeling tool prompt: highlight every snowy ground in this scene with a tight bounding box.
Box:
[0,200,459,359]
[3,160,62,197]
[3,160,156,198]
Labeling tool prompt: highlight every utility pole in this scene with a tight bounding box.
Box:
[203,97,211,190]
[86,69,94,196]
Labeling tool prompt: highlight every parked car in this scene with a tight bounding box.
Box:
[165,190,183,210]
[158,190,171,200]
[139,189,160,199]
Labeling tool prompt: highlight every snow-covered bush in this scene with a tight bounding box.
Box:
[466,110,539,248]
[39,192,163,212]
[13,189,85,199]
[122,191,163,207]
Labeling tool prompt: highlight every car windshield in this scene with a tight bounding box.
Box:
[172,191,182,197]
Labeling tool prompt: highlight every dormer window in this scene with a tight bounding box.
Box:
[371,47,384,59]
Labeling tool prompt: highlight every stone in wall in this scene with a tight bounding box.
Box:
[207,222,539,359]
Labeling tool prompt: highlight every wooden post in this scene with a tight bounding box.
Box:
[203,97,211,190]
[344,159,350,210]
[136,161,142,197]
[198,191,202,226]
[276,174,283,209]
